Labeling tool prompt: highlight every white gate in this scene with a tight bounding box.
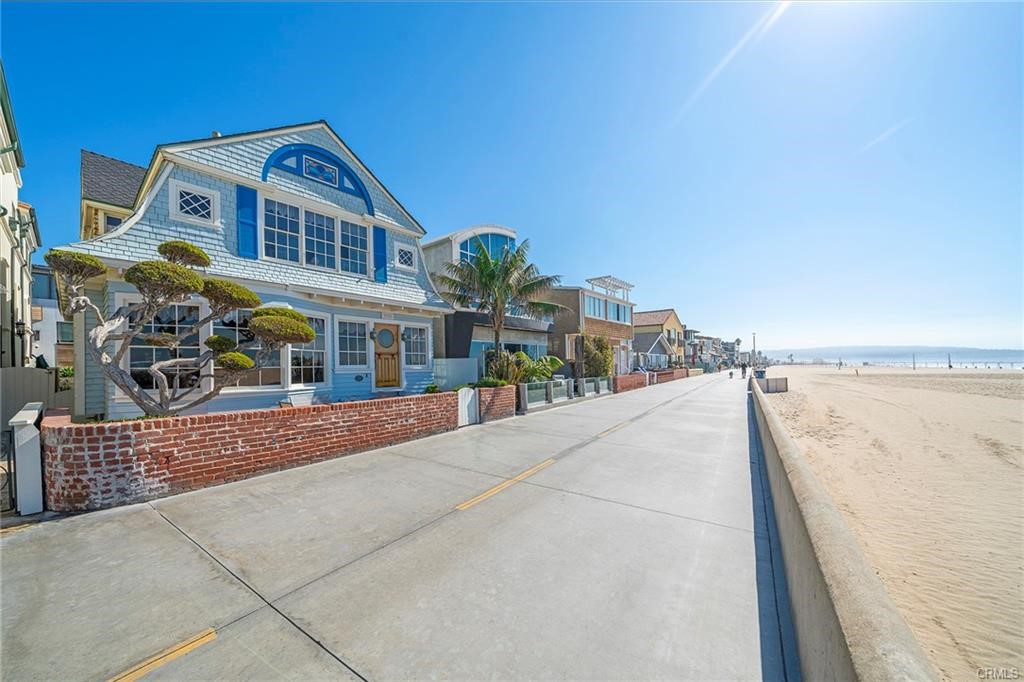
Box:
[457,387,479,427]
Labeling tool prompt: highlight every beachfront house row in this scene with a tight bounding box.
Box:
[60,121,451,420]
[421,224,553,373]
[633,309,686,365]
[548,276,635,375]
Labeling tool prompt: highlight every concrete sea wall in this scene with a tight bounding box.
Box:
[750,380,936,681]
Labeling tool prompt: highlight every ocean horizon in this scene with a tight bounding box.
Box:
[763,346,1024,367]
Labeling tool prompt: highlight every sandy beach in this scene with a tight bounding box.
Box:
[765,366,1023,681]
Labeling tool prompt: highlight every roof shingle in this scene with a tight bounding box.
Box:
[81,150,147,208]
[633,309,675,327]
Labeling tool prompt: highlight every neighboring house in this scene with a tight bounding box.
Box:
[0,61,40,369]
[696,334,723,368]
[549,276,635,375]
[722,338,741,366]
[633,332,674,370]
[30,264,73,367]
[59,120,451,420]
[80,150,148,239]
[633,309,686,363]
[421,224,552,369]
[684,327,701,367]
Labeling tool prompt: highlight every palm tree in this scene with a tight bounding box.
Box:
[435,238,562,354]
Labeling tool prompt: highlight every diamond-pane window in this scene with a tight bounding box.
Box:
[178,190,213,220]
[397,248,415,269]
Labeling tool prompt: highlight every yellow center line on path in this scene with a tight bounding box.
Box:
[109,628,217,682]
[597,422,629,438]
[456,459,556,511]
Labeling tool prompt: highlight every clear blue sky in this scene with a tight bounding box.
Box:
[3,2,1020,349]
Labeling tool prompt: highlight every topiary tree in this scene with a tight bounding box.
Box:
[45,241,315,417]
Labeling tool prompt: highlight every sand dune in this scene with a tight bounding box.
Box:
[765,366,1023,681]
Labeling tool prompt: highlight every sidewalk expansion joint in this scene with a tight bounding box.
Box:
[150,505,369,681]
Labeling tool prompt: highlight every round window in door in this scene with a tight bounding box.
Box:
[376,328,395,348]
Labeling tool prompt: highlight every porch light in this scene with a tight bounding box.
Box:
[368,329,377,341]
[400,329,411,342]
[14,320,27,337]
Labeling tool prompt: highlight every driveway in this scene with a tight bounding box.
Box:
[1,372,799,680]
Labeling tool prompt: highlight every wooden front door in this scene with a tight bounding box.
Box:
[374,324,400,388]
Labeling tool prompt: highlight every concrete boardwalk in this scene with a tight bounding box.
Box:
[1,373,798,681]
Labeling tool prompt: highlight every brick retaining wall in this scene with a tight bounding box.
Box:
[613,374,647,393]
[41,392,459,512]
[654,368,689,383]
[478,385,516,422]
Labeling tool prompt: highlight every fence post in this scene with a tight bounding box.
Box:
[545,381,554,404]
[9,402,45,515]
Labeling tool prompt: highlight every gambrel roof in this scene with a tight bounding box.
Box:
[61,121,449,311]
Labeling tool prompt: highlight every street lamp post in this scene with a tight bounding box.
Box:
[752,332,756,368]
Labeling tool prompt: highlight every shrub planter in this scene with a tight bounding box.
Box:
[41,392,459,512]
[478,384,516,422]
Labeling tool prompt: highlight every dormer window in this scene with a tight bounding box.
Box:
[169,179,219,227]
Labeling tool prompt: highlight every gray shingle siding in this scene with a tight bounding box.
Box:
[66,164,449,309]
[174,127,418,232]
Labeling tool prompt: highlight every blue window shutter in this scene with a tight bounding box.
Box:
[373,226,387,283]
[236,186,259,259]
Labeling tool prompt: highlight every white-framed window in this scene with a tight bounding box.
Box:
[291,315,327,385]
[128,303,202,390]
[395,246,416,271]
[212,309,282,387]
[585,295,605,319]
[264,198,301,263]
[336,319,369,368]
[339,220,368,275]
[169,179,220,227]
[303,209,337,270]
[403,326,428,367]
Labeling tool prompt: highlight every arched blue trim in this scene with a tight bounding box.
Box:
[261,143,374,216]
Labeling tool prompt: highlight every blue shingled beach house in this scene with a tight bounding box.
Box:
[64,121,451,420]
